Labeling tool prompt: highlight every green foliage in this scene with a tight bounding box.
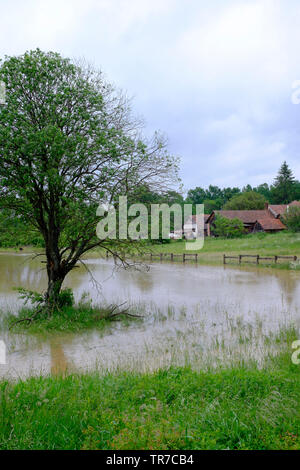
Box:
[5,303,132,334]
[203,198,223,213]
[15,288,44,306]
[271,161,296,204]
[0,210,44,247]
[1,359,300,449]
[0,49,178,304]
[15,287,74,308]
[186,185,240,207]
[282,206,300,232]
[57,288,74,308]
[213,215,245,238]
[223,191,266,210]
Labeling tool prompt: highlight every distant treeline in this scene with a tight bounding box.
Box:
[0,161,299,247]
[186,162,300,212]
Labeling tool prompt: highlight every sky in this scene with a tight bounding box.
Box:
[1,0,300,192]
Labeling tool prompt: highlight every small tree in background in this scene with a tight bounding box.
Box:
[271,161,295,204]
[282,206,300,232]
[213,215,245,238]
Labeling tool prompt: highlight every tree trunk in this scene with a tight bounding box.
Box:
[46,275,64,307]
[45,253,66,312]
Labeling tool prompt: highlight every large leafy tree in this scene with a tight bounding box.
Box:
[223,191,266,210]
[271,161,295,204]
[0,50,178,310]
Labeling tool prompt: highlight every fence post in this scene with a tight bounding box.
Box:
[170,253,173,262]
[183,254,186,263]
[195,254,198,263]
[294,256,298,261]
[160,253,163,262]
[274,255,277,264]
[256,255,259,265]
[239,255,242,264]
[223,254,226,265]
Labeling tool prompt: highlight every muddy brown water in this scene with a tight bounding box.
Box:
[0,252,300,378]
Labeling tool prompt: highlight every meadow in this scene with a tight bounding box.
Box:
[148,232,300,268]
[1,350,300,450]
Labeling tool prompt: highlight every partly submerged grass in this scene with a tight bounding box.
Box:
[3,303,136,334]
[1,352,300,450]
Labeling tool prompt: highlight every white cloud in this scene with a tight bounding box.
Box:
[1,0,300,188]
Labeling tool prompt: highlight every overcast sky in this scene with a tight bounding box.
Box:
[1,0,300,192]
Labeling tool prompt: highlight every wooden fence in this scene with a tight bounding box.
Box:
[105,251,199,263]
[105,250,298,265]
[223,254,298,265]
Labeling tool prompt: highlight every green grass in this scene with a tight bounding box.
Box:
[1,353,300,450]
[148,232,300,268]
[2,231,300,268]
[3,303,135,334]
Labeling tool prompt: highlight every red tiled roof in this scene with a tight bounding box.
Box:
[289,200,300,207]
[184,214,209,229]
[190,214,209,223]
[268,201,300,217]
[255,218,286,231]
[268,205,287,217]
[214,210,269,224]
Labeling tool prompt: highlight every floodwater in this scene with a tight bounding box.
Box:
[0,252,300,378]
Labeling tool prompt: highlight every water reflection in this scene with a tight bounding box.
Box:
[0,252,300,378]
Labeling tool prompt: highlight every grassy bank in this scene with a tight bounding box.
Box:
[0,353,300,450]
[1,232,300,269]
[148,232,300,268]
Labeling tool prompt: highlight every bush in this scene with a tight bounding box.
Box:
[213,215,245,238]
[58,288,75,307]
[282,207,300,232]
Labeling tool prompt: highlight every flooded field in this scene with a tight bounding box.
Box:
[0,252,300,378]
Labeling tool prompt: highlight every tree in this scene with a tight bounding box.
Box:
[213,215,245,238]
[271,161,295,204]
[0,50,178,311]
[223,191,266,210]
[254,183,271,201]
[203,198,223,214]
[186,187,206,205]
[282,206,300,232]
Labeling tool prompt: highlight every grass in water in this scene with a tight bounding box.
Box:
[3,303,138,334]
[0,352,300,450]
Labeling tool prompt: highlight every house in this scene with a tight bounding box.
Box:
[183,214,210,238]
[205,201,300,235]
[268,200,300,218]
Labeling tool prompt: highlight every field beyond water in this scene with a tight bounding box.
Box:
[149,232,300,268]
[1,353,300,450]
[1,232,300,269]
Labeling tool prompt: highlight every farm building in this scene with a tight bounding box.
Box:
[182,214,210,238]
[205,201,300,235]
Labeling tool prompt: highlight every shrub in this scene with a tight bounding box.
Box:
[282,206,300,232]
[213,215,245,238]
[58,288,75,307]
